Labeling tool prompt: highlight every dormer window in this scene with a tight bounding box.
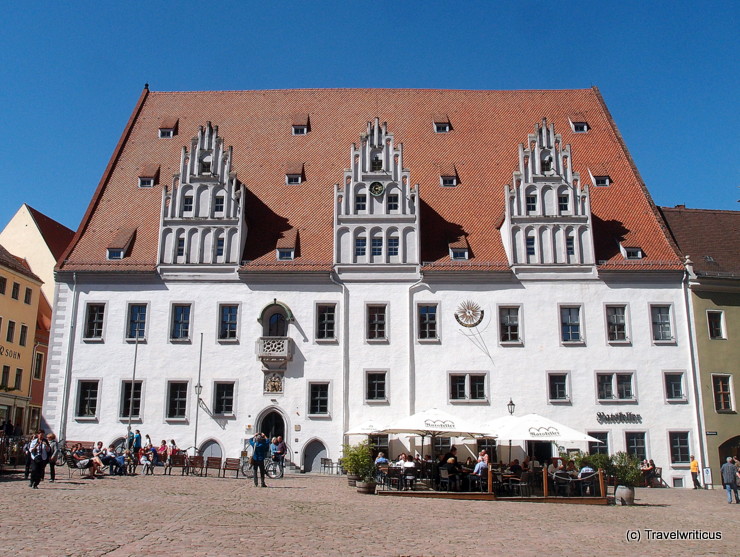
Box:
[441,176,457,187]
[158,118,178,138]
[285,163,304,185]
[138,177,154,188]
[106,228,136,261]
[277,249,294,261]
[292,125,307,135]
[291,114,310,136]
[107,249,124,260]
[286,174,302,185]
[571,121,590,133]
[594,175,611,187]
[625,247,643,260]
[451,249,468,260]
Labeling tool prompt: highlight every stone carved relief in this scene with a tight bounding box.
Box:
[264,373,284,394]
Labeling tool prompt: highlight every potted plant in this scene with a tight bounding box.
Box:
[611,452,641,506]
[341,440,376,493]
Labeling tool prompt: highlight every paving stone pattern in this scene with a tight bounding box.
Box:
[0,473,737,556]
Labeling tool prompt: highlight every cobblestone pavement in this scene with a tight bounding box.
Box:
[0,471,737,556]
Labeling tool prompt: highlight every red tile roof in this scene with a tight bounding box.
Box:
[659,206,740,276]
[58,87,683,273]
[26,205,75,262]
[0,243,42,283]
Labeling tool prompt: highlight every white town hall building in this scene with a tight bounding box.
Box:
[43,87,702,486]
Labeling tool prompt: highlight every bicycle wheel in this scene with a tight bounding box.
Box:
[266,459,283,479]
[242,459,254,478]
[55,452,66,467]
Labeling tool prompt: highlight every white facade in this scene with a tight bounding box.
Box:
[43,111,701,486]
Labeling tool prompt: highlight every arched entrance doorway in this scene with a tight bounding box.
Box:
[199,439,222,458]
[260,410,285,441]
[718,435,740,462]
[303,439,328,473]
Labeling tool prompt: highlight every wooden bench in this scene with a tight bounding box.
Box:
[164,453,189,475]
[204,457,222,477]
[189,455,204,476]
[220,458,240,478]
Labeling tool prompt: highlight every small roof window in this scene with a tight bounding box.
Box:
[291,114,310,135]
[434,114,451,133]
[106,228,136,260]
[594,175,611,187]
[285,162,304,185]
[449,235,470,260]
[138,165,160,188]
[571,121,589,133]
[441,176,457,187]
[277,249,295,261]
[158,118,179,138]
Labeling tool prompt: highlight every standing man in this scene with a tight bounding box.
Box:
[28,430,50,489]
[275,436,287,475]
[689,455,702,489]
[249,433,269,487]
[720,456,740,504]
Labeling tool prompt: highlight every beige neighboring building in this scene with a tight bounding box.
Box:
[660,206,740,480]
[0,204,75,305]
[0,244,43,434]
[0,205,74,434]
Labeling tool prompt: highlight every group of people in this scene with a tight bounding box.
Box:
[127,430,179,474]
[24,429,57,488]
[248,433,286,487]
[0,419,22,437]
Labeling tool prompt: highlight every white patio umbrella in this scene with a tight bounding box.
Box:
[483,413,602,463]
[483,413,603,444]
[381,408,490,459]
[344,419,388,436]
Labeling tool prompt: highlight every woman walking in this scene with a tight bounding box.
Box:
[47,433,60,483]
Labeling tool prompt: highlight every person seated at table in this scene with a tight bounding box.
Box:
[642,459,657,487]
[92,441,113,468]
[578,462,595,478]
[393,453,408,467]
[401,455,416,490]
[157,440,168,465]
[139,449,153,474]
[446,457,462,491]
[374,452,389,466]
[477,449,489,464]
[471,457,488,481]
[464,456,475,469]
[565,460,578,477]
[105,444,126,475]
[508,459,523,477]
[547,459,562,476]
[71,443,103,478]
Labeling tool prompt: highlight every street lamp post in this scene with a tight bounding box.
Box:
[126,332,140,451]
[506,398,515,463]
[192,333,204,457]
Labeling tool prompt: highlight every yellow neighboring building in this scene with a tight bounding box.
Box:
[0,244,43,435]
[660,206,740,480]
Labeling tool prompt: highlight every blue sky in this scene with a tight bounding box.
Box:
[1,1,737,231]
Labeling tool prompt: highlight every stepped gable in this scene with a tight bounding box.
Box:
[58,87,682,273]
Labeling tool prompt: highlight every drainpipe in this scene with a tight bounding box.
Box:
[58,272,80,445]
[407,276,427,417]
[682,263,709,487]
[329,271,349,456]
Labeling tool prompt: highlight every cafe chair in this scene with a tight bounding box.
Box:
[578,472,598,496]
[384,467,403,490]
[552,471,571,497]
[438,468,451,491]
[508,471,531,497]
[402,467,417,491]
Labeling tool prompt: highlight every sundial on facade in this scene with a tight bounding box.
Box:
[454,300,484,327]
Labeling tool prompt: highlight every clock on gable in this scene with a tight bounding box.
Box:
[369,181,385,197]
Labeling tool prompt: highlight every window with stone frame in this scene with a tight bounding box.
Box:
[84,304,105,339]
[24,287,32,304]
[11,282,20,299]
[449,373,486,401]
[214,382,235,415]
[560,306,582,342]
[650,305,673,341]
[606,305,628,342]
[418,304,438,340]
[548,372,569,402]
[664,372,685,401]
[707,311,724,339]
[5,320,14,343]
[76,380,99,418]
[669,432,690,464]
[19,324,28,347]
[171,304,191,341]
[309,382,329,415]
[367,305,387,340]
[355,237,366,257]
[126,304,147,340]
[167,381,188,419]
[625,432,646,461]
[371,237,382,256]
[388,194,399,212]
[366,371,387,402]
[355,194,367,212]
[388,237,399,257]
[33,352,44,380]
[120,380,142,418]
[499,306,520,343]
[712,375,733,412]
[316,304,336,340]
[219,304,239,340]
[596,372,634,401]
[587,432,609,455]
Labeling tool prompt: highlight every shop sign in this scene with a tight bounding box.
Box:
[596,411,642,424]
[0,344,22,361]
